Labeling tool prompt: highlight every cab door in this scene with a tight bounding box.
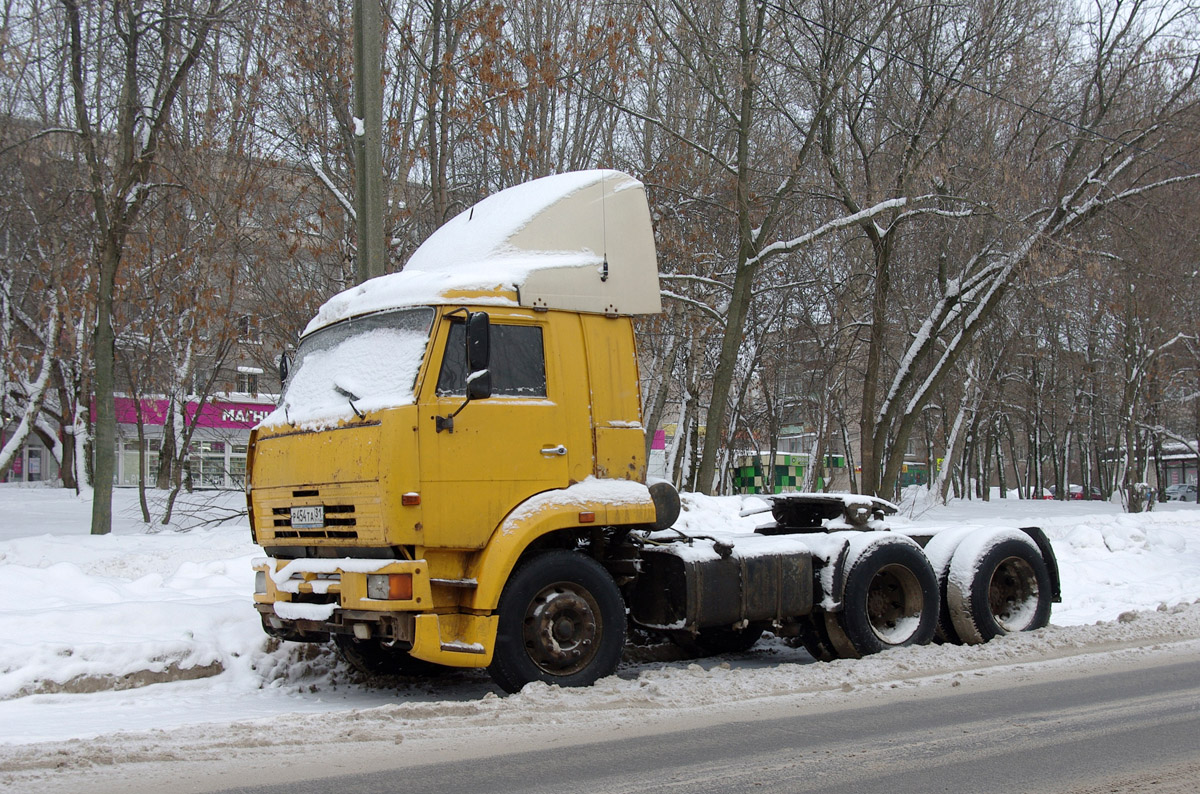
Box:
[417,314,571,549]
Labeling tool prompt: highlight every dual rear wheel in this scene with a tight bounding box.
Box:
[823,537,940,658]
[942,533,1053,644]
[793,531,1054,662]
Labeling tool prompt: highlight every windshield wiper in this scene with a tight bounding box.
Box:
[334,384,367,420]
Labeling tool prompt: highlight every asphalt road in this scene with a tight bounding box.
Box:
[220,655,1200,794]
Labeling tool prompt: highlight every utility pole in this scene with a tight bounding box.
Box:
[353,0,386,284]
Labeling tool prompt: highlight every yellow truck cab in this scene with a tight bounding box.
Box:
[249,171,1061,693]
[248,171,670,691]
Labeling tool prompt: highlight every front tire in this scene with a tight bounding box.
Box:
[488,550,626,694]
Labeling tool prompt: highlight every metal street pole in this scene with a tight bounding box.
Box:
[353,0,385,284]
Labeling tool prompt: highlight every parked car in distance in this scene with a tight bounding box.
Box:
[1163,483,1198,502]
[1044,484,1104,500]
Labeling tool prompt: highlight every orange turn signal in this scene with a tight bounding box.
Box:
[578,511,596,524]
[367,573,413,600]
[388,574,413,600]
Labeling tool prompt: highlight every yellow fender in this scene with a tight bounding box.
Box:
[408,481,655,667]
[467,481,657,610]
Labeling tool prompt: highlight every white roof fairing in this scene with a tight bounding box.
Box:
[304,170,662,336]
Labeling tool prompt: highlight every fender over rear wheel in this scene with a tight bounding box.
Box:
[488,550,626,694]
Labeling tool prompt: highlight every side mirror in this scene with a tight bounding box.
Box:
[466,311,490,372]
[465,311,491,400]
[436,311,491,433]
[278,352,290,386]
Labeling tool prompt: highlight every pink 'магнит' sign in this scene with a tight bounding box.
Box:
[110,397,275,430]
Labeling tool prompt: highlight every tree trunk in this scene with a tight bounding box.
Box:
[0,297,60,481]
[643,336,680,466]
[694,0,763,495]
[90,242,119,535]
[995,418,1008,498]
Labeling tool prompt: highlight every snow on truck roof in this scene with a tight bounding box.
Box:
[304,170,662,336]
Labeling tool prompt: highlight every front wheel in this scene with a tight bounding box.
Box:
[488,550,626,694]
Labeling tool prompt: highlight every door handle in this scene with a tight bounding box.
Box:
[541,445,568,456]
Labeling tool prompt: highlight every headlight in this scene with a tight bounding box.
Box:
[254,570,267,594]
[367,573,413,600]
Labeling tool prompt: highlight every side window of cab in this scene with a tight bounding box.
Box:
[436,322,547,397]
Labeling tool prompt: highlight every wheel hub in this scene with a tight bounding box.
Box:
[989,556,1040,631]
[865,563,923,645]
[523,583,602,675]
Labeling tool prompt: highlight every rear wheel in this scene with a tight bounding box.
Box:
[827,537,939,658]
[785,614,842,662]
[946,534,1052,644]
[488,551,625,694]
[921,528,976,645]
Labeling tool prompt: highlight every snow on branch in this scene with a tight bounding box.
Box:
[659,273,733,292]
[1083,172,1200,222]
[899,261,1016,421]
[891,205,975,226]
[747,198,908,267]
[1127,333,1186,386]
[874,248,1007,426]
[659,290,724,321]
[1144,425,1199,458]
[0,127,81,159]
[0,294,62,479]
[309,155,355,218]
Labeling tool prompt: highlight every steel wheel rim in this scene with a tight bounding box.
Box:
[865,563,923,644]
[989,556,1040,632]
[522,581,602,675]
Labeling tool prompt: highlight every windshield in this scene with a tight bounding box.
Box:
[264,308,435,429]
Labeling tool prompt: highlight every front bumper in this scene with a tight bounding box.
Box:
[253,557,496,667]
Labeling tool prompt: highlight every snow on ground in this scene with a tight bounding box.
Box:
[1,482,1199,789]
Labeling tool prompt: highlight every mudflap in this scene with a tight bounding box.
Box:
[1020,526,1062,603]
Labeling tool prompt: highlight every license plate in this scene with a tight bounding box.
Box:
[290,505,325,528]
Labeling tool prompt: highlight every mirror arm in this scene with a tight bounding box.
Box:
[435,395,472,433]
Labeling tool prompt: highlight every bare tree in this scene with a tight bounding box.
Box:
[57,0,234,533]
